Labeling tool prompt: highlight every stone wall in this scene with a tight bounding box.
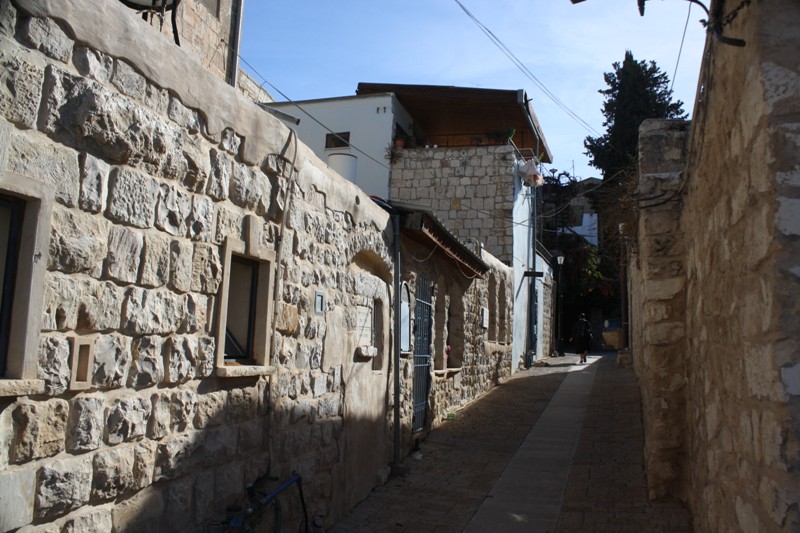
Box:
[411,249,513,429]
[0,1,391,530]
[237,69,274,105]
[541,275,555,358]
[632,1,800,530]
[631,119,691,499]
[391,146,516,264]
[0,1,521,530]
[150,0,242,85]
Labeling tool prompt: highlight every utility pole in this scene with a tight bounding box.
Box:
[619,223,628,350]
[556,255,565,355]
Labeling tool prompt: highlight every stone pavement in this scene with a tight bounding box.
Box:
[330,353,693,533]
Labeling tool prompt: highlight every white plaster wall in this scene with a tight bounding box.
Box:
[512,174,534,370]
[511,169,553,368]
[271,94,412,198]
[573,212,599,246]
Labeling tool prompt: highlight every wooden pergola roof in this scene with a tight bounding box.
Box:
[357,82,552,163]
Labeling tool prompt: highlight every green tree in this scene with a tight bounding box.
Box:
[582,50,686,321]
[585,50,686,185]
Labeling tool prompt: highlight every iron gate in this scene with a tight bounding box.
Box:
[412,274,432,433]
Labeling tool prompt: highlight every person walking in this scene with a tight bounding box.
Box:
[569,313,593,364]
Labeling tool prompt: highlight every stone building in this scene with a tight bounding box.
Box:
[0,0,515,531]
[271,83,558,368]
[629,1,800,531]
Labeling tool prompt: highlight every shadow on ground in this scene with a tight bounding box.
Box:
[332,353,693,532]
[331,356,577,532]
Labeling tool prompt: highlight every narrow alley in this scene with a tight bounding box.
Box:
[331,353,693,533]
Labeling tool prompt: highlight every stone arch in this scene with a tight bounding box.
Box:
[350,248,392,285]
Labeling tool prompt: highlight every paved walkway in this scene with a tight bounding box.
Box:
[331,353,693,533]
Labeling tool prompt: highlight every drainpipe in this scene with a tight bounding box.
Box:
[526,186,537,367]
[227,0,245,87]
[392,214,402,467]
[270,128,298,362]
[526,132,542,367]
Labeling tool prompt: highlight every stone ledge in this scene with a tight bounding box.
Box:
[355,345,378,359]
[433,367,462,377]
[215,365,276,378]
[0,379,46,397]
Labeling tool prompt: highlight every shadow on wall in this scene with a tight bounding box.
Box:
[2,366,405,531]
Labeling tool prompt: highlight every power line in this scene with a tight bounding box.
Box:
[235,52,391,171]
[671,3,693,93]
[453,0,602,138]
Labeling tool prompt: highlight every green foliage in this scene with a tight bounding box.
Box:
[584,50,687,181]
[578,51,686,320]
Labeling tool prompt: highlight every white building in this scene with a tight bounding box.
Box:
[269,93,413,198]
[271,83,557,369]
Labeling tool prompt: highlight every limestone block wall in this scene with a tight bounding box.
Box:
[0,1,393,530]
[679,3,800,530]
[633,1,800,531]
[149,0,242,85]
[632,119,691,499]
[391,146,516,264]
[400,242,513,432]
[237,69,274,105]
[0,2,528,531]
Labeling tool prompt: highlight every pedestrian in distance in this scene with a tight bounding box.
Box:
[569,313,593,364]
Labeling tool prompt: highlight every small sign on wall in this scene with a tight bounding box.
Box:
[481,307,489,329]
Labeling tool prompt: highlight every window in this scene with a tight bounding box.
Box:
[353,298,385,370]
[198,0,220,17]
[325,132,350,149]
[0,173,54,396]
[447,298,465,368]
[371,300,384,371]
[69,336,95,391]
[499,278,508,343]
[0,195,24,376]
[488,274,497,341]
[224,256,259,360]
[215,237,276,377]
[400,283,411,352]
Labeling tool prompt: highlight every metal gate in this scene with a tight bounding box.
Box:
[412,274,432,433]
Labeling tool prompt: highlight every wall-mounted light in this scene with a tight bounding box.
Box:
[568,0,746,47]
[118,0,182,46]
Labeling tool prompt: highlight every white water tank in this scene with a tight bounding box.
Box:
[328,153,358,182]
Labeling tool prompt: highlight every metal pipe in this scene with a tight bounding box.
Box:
[227,0,245,86]
[392,214,402,466]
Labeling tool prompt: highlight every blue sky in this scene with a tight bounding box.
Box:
[239,1,708,180]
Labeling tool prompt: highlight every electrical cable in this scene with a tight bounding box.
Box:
[232,31,622,239]
[452,0,690,198]
[234,49,391,171]
[671,3,693,93]
[401,241,440,263]
[453,0,601,138]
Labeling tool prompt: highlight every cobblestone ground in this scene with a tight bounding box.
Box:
[331,353,694,533]
[555,355,693,533]
[331,363,569,532]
